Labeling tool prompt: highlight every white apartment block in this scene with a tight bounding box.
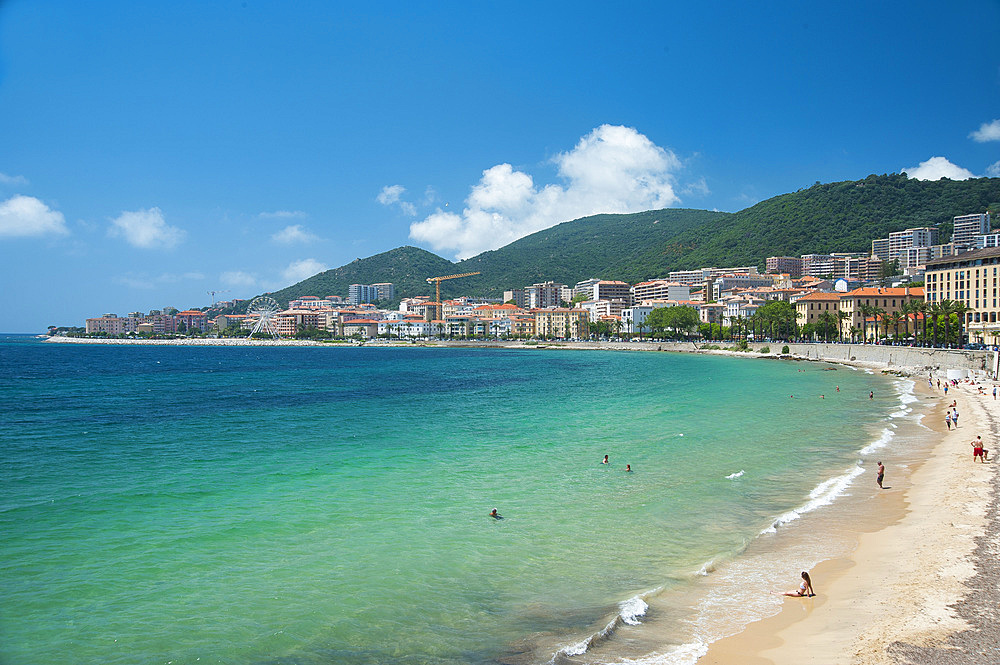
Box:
[871,238,890,259]
[952,213,990,247]
[631,280,691,302]
[977,234,1000,249]
[572,278,632,303]
[887,227,938,261]
[668,266,759,286]
[621,306,653,335]
[579,298,628,322]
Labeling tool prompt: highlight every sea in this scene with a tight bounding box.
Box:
[0,335,932,665]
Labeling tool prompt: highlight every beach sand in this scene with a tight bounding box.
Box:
[701,377,1000,665]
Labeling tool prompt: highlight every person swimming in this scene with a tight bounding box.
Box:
[625,464,632,472]
[602,454,609,465]
[489,508,503,520]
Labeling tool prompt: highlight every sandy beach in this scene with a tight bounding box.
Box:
[702,375,999,665]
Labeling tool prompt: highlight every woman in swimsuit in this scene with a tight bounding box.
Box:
[783,571,815,597]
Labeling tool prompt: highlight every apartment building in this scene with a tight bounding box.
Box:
[952,213,991,248]
[573,278,632,303]
[504,281,571,309]
[631,280,691,302]
[765,256,803,277]
[668,266,759,286]
[837,287,924,341]
[533,308,590,339]
[793,292,840,328]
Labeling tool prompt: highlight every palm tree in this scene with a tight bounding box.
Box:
[837,310,850,343]
[818,311,837,342]
[938,299,955,348]
[858,304,875,344]
[888,311,904,345]
[951,302,971,347]
[849,325,861,343]
[873,307,888,343]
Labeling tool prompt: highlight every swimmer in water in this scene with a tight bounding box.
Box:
[602,454,609,465]
[489,508,503,520]
[625,464,632,472]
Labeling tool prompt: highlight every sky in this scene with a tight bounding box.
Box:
[2,1,1000,333]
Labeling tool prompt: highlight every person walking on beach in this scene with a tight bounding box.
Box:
[869,391,874,400]
[876,461,885,489]
[783,571,815,597]
[944,384,949,396]
[993,386,997,400]
[952,408,959,428]
[945,412,952,430]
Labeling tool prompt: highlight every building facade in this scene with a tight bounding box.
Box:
[925,246,1000,343]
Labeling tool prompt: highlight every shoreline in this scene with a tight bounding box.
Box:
[37,334,999,663]
[700,375,998,664]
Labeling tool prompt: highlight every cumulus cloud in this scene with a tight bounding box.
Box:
[108,207,185,249]
[377,184,417,216]
[0,195,68,237]
[221,270,258,287]
[409,125,683,259]
[0,172,29,187]
[271,224,319,245]
[970,120,1000,143]
[259,210,307,219]
[986,161,1000,178]
[902,156,975,181]
[282,258,327,285]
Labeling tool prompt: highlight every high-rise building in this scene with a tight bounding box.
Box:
[871,238,890,259]
[952,213,991,247]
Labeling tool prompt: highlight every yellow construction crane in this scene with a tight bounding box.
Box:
[426,272,481,304]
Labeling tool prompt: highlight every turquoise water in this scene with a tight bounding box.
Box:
[0,338,897,665]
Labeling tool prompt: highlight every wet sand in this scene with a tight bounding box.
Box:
[701,379,999,665]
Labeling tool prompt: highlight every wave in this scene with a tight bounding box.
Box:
[859,427,894,456]
[613,640,709,664]
[550,592,655,661]
[760,463,865,534]
[725,470,745,480]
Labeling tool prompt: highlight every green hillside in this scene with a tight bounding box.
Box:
[232,174,1000,310]
[645,173,1000,271]
[266,246,455,307]
[453,208,728,295]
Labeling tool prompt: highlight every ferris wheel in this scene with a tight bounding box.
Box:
[246,296,281,339]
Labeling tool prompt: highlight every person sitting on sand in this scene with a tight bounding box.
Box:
[783,571,815,597]
[489,508,503,520]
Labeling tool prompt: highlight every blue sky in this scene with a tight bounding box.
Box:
[1,1,999,332]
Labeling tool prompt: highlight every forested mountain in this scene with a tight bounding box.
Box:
[265,246,455,306]
[239,174,1000,309]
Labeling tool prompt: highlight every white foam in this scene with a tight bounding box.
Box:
[613,641,709,664]
[619,595,649,625]
[761,463,865,534]
[725,470,745,480]
[859,427,894,456]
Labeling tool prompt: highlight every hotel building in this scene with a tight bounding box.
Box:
[925,246,1000,343]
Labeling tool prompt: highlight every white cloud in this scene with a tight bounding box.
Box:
[259,210,307,219]
[970,119,1000,143]
[902,156,975,181]
[377,184,417,216]
[0,172,29,187]
[409,125,683,259]
[0,195,68,237]
[986,161,1000,178]
[282,258,327,285]
[271,224,319,245]
[377,185,405,205]
[221,270,258,287]
[108,208,185,249]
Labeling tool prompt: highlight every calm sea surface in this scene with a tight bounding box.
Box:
[0,337,908,665]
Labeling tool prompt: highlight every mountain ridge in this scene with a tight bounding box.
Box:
[239,173,1000,310]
